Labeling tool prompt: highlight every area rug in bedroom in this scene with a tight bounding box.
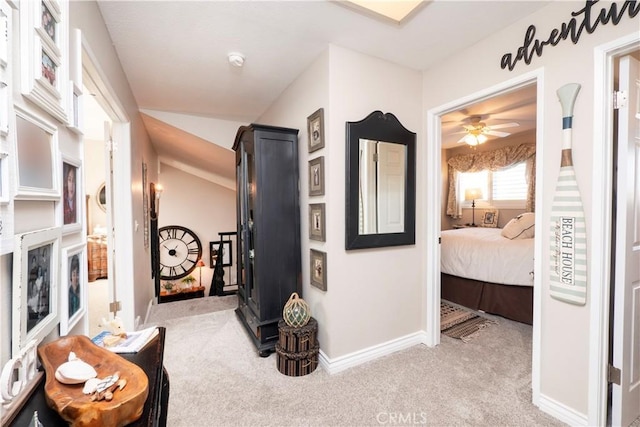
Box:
[440,301,497,342]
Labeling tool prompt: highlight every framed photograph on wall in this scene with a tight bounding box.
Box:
[210,240,232,268]
[308,156,325,196]
[20,0,69,123]
[309,203,326,241]
[60,156,82,234]
[60,242,87,335]
[481,210,499,228]
[12,227,61,356]
[310,249,327,291]
[307,108,325,153]
[15,105,59,200]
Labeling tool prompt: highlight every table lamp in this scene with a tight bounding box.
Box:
[196,259,206,287]
[464,188,483,226]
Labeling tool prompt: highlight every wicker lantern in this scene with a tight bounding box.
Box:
[282,292,310,328]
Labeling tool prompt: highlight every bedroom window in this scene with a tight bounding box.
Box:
[459,162,527,208]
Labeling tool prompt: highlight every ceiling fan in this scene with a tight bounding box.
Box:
[456,116,519,146]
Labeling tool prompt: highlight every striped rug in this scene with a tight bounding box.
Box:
[441,301,497,342]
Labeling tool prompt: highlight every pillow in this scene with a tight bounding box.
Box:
[501,213,535,239]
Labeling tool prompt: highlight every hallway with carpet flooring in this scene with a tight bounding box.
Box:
[144,296,565,426]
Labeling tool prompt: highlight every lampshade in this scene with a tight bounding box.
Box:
[465,188,483,201]
[196,259,205,268]
[463,133,488,146]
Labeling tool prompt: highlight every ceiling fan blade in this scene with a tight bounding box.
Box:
[486,122,519,130]
[457,135,468,143]
[485,130,511,137]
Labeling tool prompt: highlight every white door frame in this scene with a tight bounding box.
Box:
[424,68,545,401]
[81,38,136,330]
[590,32,640,427]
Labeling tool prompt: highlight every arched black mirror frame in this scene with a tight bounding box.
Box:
[345,111,416,250]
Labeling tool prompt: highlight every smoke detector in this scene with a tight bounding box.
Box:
[228,52,245,67]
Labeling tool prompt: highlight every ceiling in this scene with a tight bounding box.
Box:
[94,1,548,181]
[440,84,537,148]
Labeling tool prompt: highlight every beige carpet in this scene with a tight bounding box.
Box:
[146,294,237,323]
[149,302,565,427]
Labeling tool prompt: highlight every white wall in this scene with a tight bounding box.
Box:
[258,45,424,359]
[83,137,107,234]
[157,163,237,295]
[423,1,639,420]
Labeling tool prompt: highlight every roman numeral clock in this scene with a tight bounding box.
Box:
[157,225,202,280]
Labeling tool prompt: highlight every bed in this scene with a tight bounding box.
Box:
[440,227,534,324]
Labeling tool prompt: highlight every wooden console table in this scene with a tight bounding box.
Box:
[7,328,169,426]
[159,286,205,304]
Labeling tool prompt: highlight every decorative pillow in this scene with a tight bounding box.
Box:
[480,210,499,228]
[501,212,535,239]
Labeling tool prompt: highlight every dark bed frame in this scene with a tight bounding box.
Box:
[441,273,533,325]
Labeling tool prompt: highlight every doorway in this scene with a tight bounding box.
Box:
[425,70,544,400]
[82,89,111,337]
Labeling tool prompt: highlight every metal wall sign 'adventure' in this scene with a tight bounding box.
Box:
[501,0,640,71]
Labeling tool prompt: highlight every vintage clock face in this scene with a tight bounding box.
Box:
[158,225,202,280]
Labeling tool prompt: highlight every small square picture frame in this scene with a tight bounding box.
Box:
[310,249,327,291]
[307,108,325,153]
[60,242,87,335]
[309,203,326,242]
[481,210,499,228]
[308,156,325,196]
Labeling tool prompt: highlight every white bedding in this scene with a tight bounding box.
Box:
[441,227,534,287]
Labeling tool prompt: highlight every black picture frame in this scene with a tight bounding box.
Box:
[210,240,232,268]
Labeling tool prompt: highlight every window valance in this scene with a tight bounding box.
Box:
[446,143,536,218]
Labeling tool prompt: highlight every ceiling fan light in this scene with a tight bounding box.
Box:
[477,134,488,144]
[464,134,478,146]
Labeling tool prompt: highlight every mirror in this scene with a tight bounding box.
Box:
[96,182,107,212]
[346,111,416,250]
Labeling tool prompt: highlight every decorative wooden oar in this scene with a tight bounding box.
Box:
[549,83,587,305]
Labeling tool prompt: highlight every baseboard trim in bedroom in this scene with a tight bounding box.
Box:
[537,393,589,426]
[318,331,427,375]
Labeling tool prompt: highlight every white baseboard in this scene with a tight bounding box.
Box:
[537,393,589,426]
[319,331,427,375]
[143,298,154,326]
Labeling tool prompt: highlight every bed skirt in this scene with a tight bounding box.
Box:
[441,273,533,325]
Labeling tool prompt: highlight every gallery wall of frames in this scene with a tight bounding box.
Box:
[0,0,90,418]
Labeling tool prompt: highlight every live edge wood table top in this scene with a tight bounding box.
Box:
[8,327,169,427]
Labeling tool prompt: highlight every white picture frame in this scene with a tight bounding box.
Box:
[67,28,83,134]
[59,155,82,234]
[0,1,10,137]
[19,0,68,123]
[14,105,60,200]
[12,227,61,356]
[60,242,87,335]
